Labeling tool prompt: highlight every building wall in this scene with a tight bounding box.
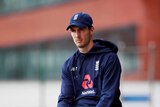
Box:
[0,0,146,47]
[144,0,160,80]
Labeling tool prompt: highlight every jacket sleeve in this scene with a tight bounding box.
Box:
[96,53,122,107]
[57,61,75,107]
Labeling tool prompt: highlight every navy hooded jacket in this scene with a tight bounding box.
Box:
[58,39,122,107]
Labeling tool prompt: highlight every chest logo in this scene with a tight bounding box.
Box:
[82,74,93,89]
[95,60,99,71]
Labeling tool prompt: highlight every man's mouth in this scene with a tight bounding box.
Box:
[76,40,82,43]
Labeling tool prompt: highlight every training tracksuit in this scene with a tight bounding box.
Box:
[58,39,122,107]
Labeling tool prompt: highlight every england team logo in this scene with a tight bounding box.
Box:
[95,60,99,71]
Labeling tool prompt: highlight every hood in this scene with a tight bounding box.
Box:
[74,39,118,58]
[88,39,118,54]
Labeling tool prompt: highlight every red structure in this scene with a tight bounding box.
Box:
[0,0,159,80]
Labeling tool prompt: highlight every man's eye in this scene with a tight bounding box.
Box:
[70,29,76,32]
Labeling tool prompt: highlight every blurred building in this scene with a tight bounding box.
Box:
[0,0,159,81]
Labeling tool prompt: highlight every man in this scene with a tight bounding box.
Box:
[57,12,122,107]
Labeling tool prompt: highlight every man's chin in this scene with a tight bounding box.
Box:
[77,44,85,48]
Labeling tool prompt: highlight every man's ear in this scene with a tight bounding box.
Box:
[90,26,94,34]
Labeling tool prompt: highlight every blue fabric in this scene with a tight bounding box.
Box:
[58,39,122,107]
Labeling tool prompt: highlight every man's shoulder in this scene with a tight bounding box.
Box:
[63,54,75,67]
[100,52,119,63]
[102,51,118,58]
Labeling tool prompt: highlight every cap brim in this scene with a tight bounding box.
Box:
[66,22,87,30]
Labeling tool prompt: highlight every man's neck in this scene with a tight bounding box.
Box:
[78,41,94,54]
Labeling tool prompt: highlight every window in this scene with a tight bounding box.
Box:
[0,37,76,80]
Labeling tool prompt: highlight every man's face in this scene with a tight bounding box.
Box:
[69,26,94,49]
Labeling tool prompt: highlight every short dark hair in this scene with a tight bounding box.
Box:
[88,26,93,30]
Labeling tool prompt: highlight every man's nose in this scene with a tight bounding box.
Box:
[75,30,81,37]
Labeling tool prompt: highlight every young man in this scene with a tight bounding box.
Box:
[57,12,122,107]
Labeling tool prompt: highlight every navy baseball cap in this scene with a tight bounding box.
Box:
[66,12,93,30]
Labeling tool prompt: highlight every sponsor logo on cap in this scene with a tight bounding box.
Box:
[73,14,79,20]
